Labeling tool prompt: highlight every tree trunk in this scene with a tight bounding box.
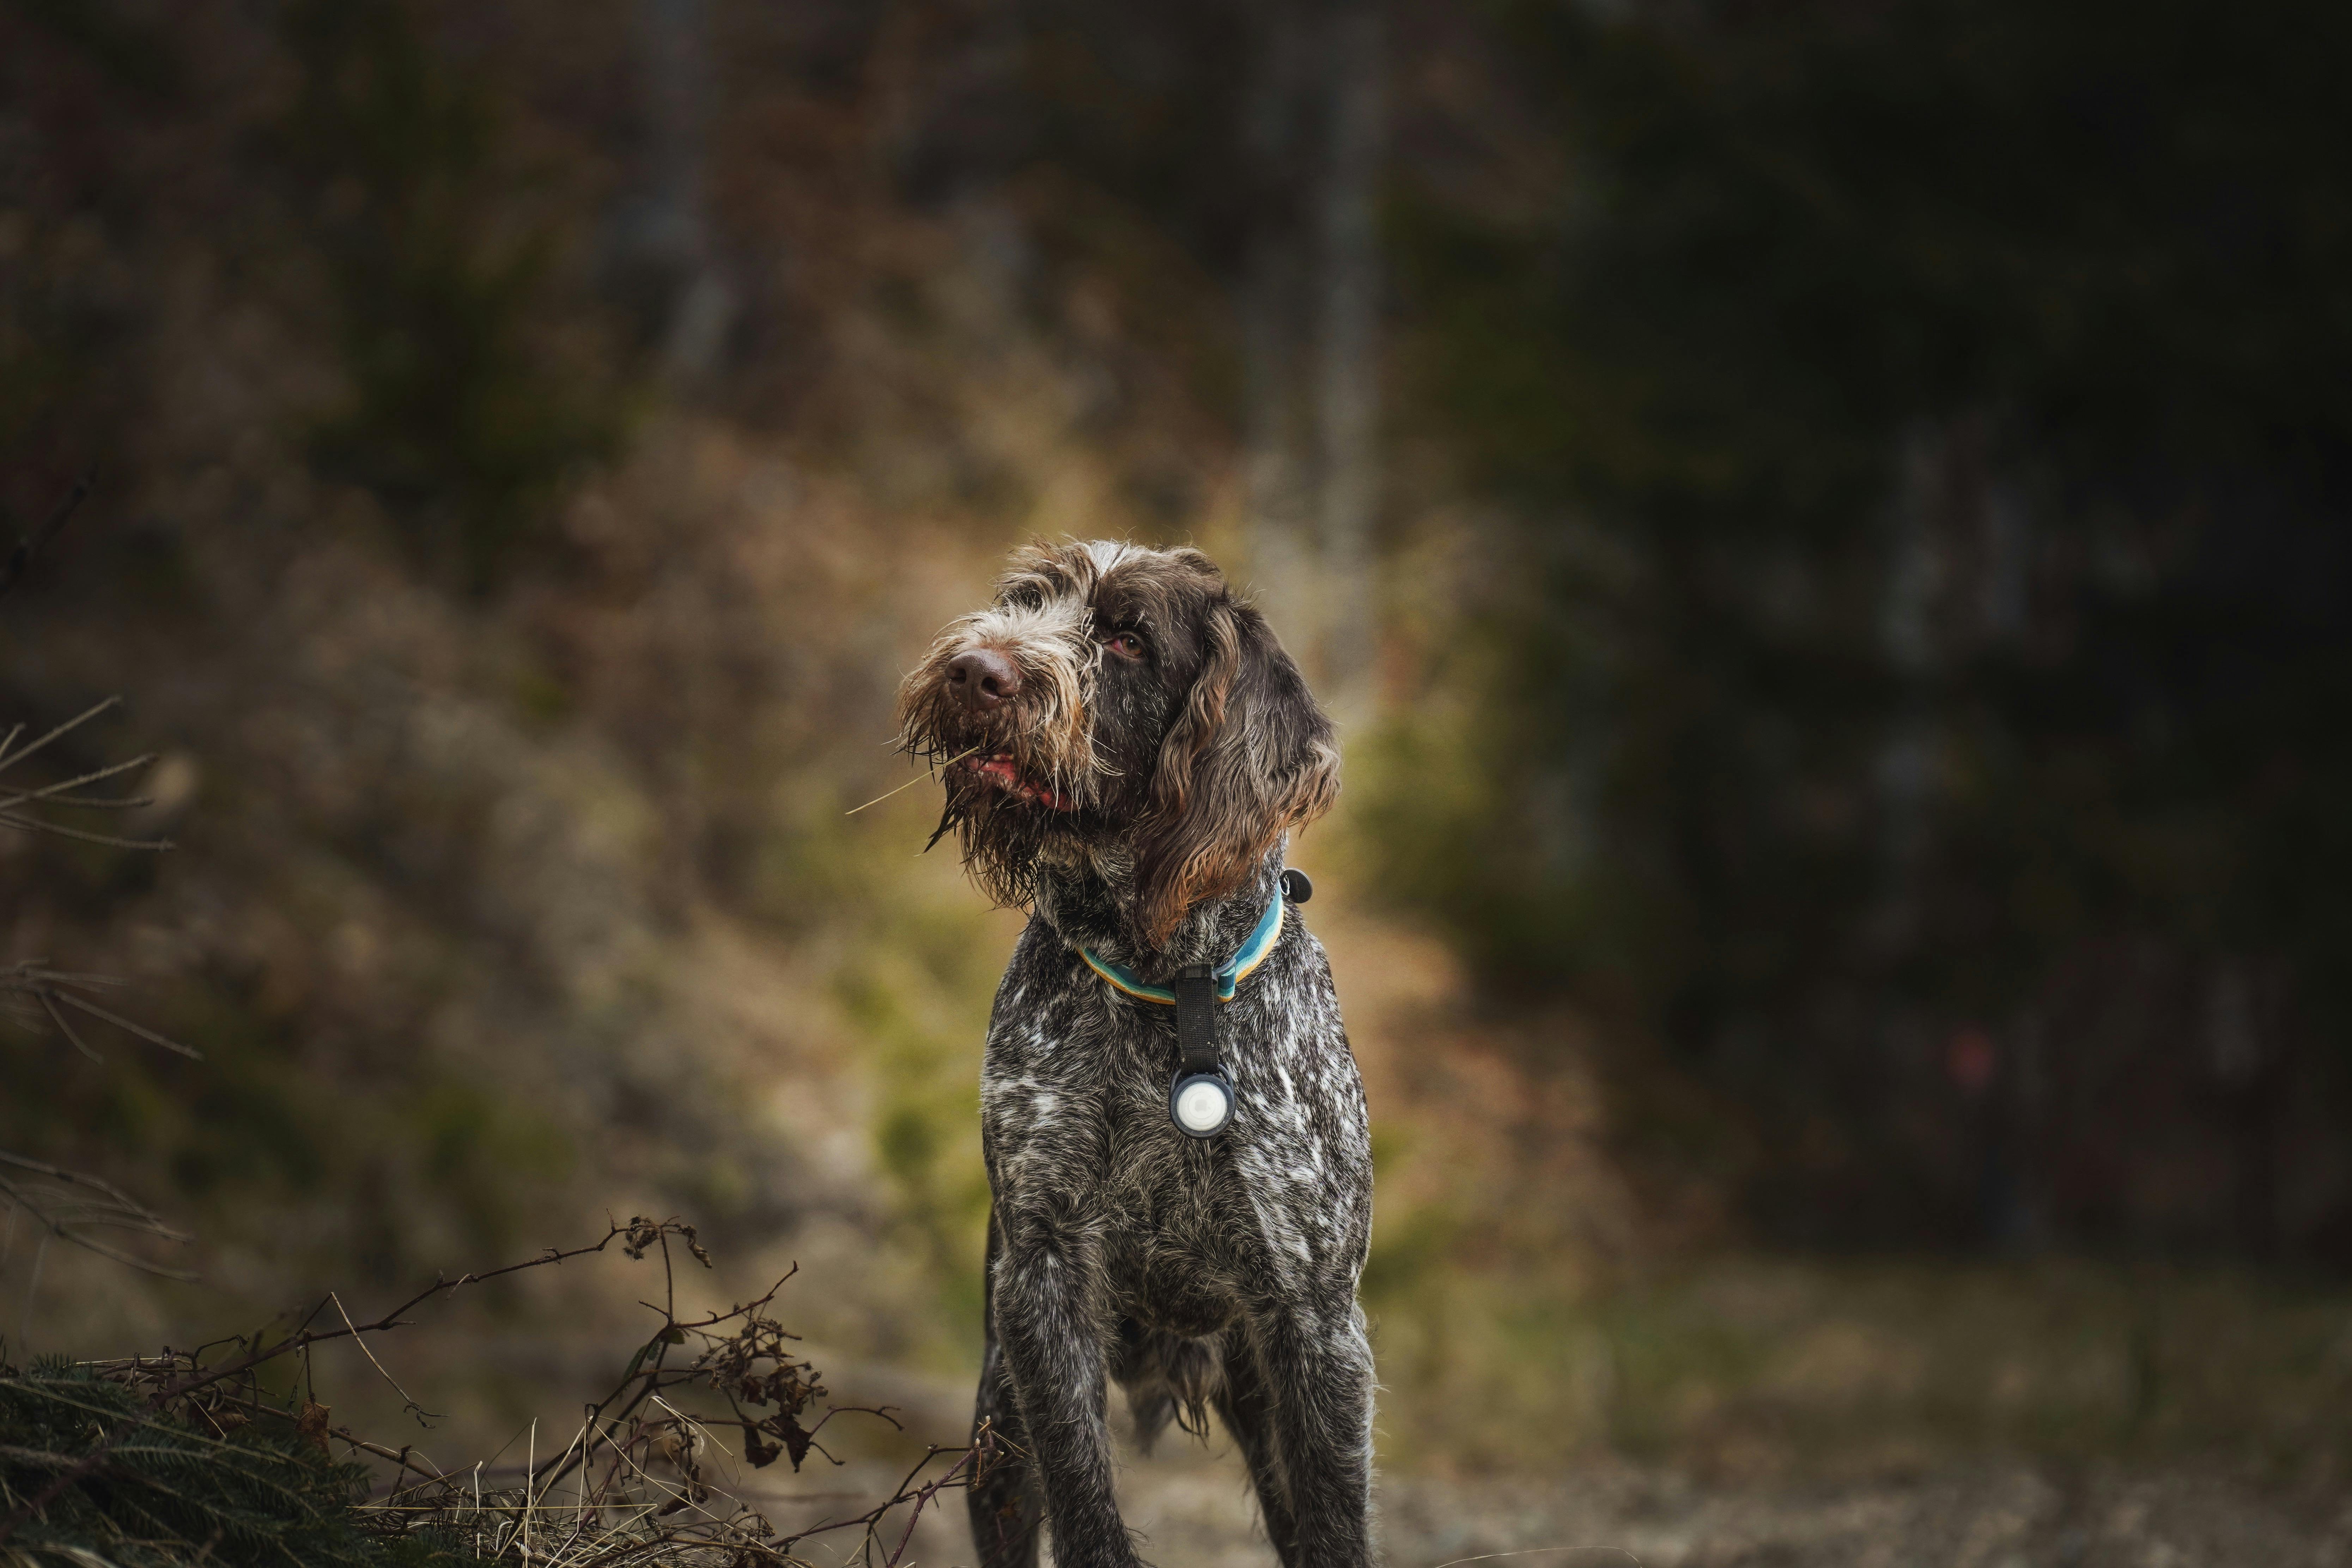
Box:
[1314,0,1383,712]
[1242,0,1317,661]
[640,0,733,383]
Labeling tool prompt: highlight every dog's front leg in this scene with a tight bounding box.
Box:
[971,1209,1043,1568]
[992,1209,1136,1568]
[1254,1300,1378,1568]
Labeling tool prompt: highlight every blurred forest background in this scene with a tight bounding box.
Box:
[6,0,2352,1560]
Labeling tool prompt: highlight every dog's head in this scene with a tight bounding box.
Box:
[897,540,1339,948]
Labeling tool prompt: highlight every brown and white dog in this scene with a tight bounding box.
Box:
[897,541,1375,1568]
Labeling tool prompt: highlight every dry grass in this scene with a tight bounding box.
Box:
[6,1217,998,1568]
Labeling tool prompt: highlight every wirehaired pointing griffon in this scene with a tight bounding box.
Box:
[896,541,1375,1568]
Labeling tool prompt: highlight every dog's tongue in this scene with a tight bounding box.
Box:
[971,753,1072,811]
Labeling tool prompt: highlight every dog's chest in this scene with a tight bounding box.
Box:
[978,921,1372,1295]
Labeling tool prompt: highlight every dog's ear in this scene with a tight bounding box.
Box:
[1133,596,1339,947]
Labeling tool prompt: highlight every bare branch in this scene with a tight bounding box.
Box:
[0,811,174,850]
[145,1222,655,1408]
[0,699,172,852]
[0,466,96,600]
[38,989,102,1064]
[330,1291,443,1424]
[0,1153,196,1280]
[0,696,122,778]
[1,963,202,1061]
[47,987,202,1059]
[0,752,159,813]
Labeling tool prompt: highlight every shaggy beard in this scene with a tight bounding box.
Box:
[895,703,1098,912]
[924,777,1077,910]
[895,590,1106,910]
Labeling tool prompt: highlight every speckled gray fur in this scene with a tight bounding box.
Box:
[895,543,1375,1568]
[971,850,1375,1568]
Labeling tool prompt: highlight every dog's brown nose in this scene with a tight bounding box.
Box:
[947,648,1021,711]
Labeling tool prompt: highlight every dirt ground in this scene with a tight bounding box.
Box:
[746,1418,2352,1568]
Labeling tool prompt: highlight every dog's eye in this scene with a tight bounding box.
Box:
[1104,632,1146,660]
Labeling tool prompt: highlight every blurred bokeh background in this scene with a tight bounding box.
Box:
[6,0,2352,1561]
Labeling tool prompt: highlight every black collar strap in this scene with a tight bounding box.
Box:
[1163,868,1311,1139]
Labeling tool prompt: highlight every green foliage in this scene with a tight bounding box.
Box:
[0,1363,482,1567]
[279,0,625,592]
[833,881,1005,1351]
[5,959,574,1284]
[1368,1255,2352,1475]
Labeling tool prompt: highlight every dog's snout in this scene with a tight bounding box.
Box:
[947,648,1022,711]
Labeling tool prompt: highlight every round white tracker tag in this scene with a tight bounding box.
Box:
[1170,1071,1234,1137]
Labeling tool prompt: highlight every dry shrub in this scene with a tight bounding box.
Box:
[2,1218,997,1568]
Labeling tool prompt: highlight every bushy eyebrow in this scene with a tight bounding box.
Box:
[1095,560,1214,630]
[1092,598,1153,631]
[993,540,1228,653]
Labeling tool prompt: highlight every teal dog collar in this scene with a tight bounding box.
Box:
[1077,885,1286,1005]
